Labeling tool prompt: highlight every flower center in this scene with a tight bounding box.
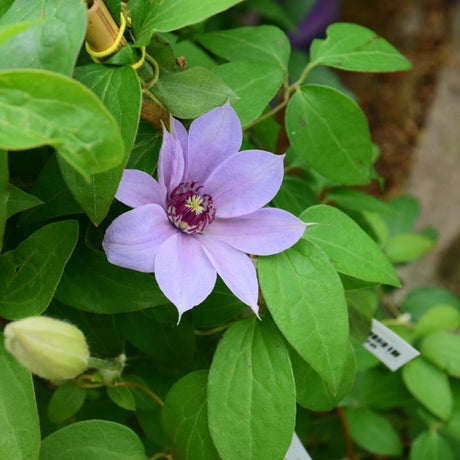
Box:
[166,181,216,234]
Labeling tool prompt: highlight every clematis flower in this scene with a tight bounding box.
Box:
[103,104,306,317]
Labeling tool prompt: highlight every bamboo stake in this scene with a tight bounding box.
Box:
[85,0,126,55]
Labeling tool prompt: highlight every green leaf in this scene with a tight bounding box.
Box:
[213,60,285,126]
[169,36,216,69]
[192,278,246,329]
[345,407,402,456]
[131,0,244,45]
[48,381,86,424]
[286,85,373,185]
[310,23,412,72]
[47,301,123,357]
[126,123,161,174]
[107,386,136,411]
[401,287,460,322]
[385,233,434,264]
[414,305,460,338]
[55,243,166,314]
[0,150,7,252]
[116,311,195,375]
[60,65,142,225]
[325,187,396,215]
[272,176,319,216]
[40,420,146,460]
[162,371,218,460]
[291,344,355,411]
[343,366,411,410]
[258,239,349,393]
[0,332,40,460]
[0,0,86,75]
[6,184,42,218]
[383,195,420,235]
[421,332,460,378]
[0,70,125,180]
[197,25,290,70]
[300,205,400,286]
[18,155,82,227]
[410,431,454,460]
[346,288,378,343]
[0,220,78,319]
[402,357,452,421]
[208,318,296,460]
[0,18,44,45]
[151,66,236,119]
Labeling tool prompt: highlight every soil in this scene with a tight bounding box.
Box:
[339,0,454,197]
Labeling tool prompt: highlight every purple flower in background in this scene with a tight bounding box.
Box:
[103,104,306,317]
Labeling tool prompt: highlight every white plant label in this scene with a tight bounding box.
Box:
[284,432,313,460]
[364,319,420,371]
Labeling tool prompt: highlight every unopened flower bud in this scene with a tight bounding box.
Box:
[4,316,90,381]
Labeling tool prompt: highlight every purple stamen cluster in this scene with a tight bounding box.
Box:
[167,181,215,234]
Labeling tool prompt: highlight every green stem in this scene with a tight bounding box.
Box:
[243,61,317,130]
[243,99,289,130]
[194,319,238,336]
[111,381,164,407]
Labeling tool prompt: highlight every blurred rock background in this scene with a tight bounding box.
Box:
[337,0,459,299]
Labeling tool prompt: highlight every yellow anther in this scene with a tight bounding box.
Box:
[185,195,205,214]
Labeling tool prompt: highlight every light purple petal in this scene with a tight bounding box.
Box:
[185,103,242,184]
[154,233,217,317]
[171,118,188,160]
[204,150,285,218]
[158,127,185,193]
[115,169,166,208]
[103,204,176,273]
[198,236,259,316]
[205,208,307,255]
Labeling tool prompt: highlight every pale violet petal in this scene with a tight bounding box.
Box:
[204,208,307,255]
[103,204,176,273]
[158,127,185,193]
[154,232,217,317]
[198,236,259,316]
[185,103,242,184]
[115,169,166,208]
[171,118,188,159]
[204,150,284,218]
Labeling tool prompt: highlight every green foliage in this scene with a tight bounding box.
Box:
[286,85,374,185]
[197,25,291,70]
[151,66,237,119]
[0,333,40,460]
[300,205,400,286]
[402,357,453,421]
[162,371,218,459]
[0,70,125,180]
[6,184,42,218]
[1,2,453,459]
[40,420,146,459]
[410,431,455,460]
[65,65,142,225]
[131,0,244,44]
[345,407,402,456]
[48,381,86,424]
[0,18,44,45]
[214,61,285,125]
[0,0,86,75]
[208,319,296,460]
[0,221,78,319]
[259,239,349,393]
[310,23,412,72]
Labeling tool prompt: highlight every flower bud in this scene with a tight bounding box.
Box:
[4,316,90,381]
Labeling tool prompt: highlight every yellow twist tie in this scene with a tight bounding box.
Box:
[85,13,127,62]
[131,46,146,70]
